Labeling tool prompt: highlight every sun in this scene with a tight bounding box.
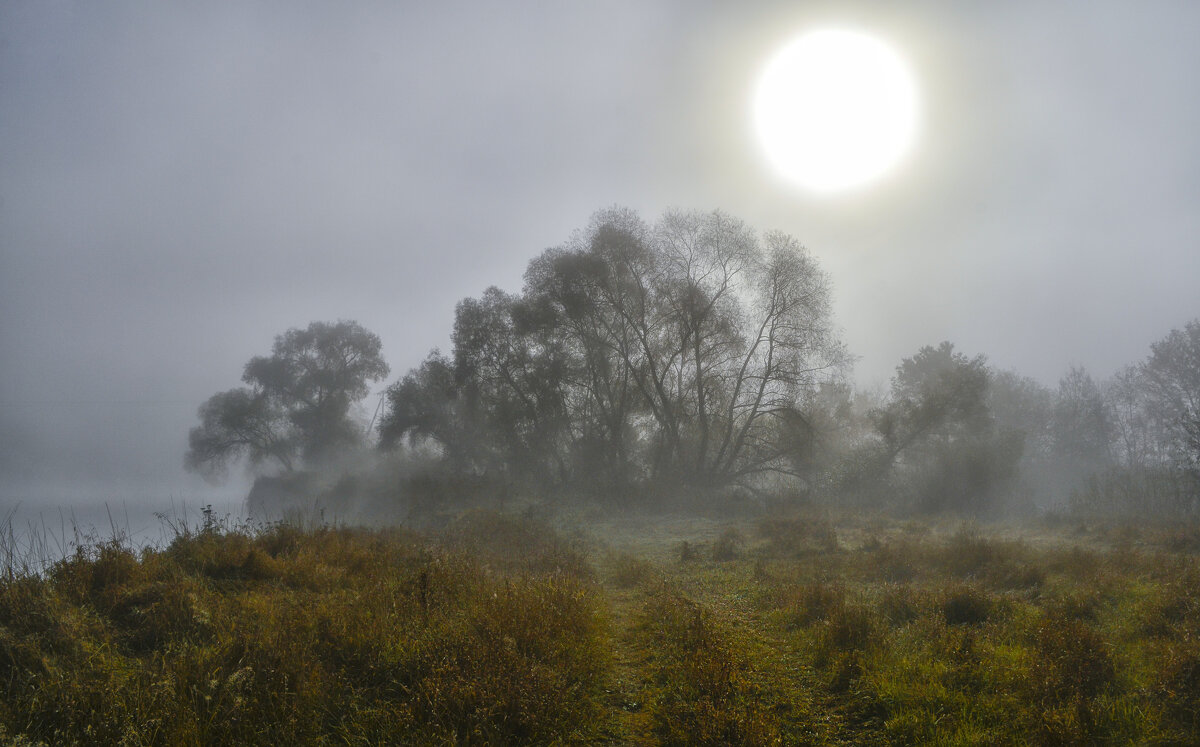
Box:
[754,28,919,193]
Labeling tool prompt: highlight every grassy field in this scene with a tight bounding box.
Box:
[2,504,1199,745]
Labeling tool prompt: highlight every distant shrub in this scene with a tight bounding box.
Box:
[677,540,698,563]
[755,515,838,557]
[443,509,592,579]
[940,524,1000,576]
[711,529,743,562]
[867,541,918,583]
[1049,589,1105,622]
[877,584,923,626]
[1157,524,1200,553]
[931,525,1046,591]
[1138,580,1200,638]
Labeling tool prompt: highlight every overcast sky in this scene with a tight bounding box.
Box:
[2,1,1198,508]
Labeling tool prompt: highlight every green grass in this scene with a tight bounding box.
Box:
[2,506,1199,744]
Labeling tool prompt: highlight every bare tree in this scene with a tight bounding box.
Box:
[1142,319,1200,477]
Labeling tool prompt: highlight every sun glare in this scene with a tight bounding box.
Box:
[754,28,918,193]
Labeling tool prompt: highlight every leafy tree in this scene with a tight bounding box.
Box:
[184,388,294,479]
[450,287,573,482]
[379,208,848,496]
[1070,324,1200,517]
[521,208,654,489]
[989,369,1054,461]
[377,351,461,454]
[187,320,388,480]
[871,342,991,462]
[865,343,1022,513]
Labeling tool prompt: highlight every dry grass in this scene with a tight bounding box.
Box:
[2,505,1199,744]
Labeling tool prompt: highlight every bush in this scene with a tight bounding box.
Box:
[677,540,698,563]
[877,584,923,626]
[711,529,743,562]
[442,509,592,579]
[1028,614,1115,741]
[823,602,877,653]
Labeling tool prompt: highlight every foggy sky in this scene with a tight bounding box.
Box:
[2,1,1199,507]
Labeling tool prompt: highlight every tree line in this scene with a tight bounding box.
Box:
[186,208,1200,516]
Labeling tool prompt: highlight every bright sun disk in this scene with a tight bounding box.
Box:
[754,28,919,193]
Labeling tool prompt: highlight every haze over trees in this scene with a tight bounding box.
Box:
[184,208,1199,519]
[185,320,388,480]
[379,208,849,496]
[844,342,1024,514]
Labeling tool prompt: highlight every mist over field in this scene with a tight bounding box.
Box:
[3,1,1200,530]
[3,4,1200,743]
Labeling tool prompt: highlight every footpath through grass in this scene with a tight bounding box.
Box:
[3,506,1200,744]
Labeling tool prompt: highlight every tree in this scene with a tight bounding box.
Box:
[521,208,654,489]
[451,287,573,482]
[1044,365,1113,505]
[1105,364,1159,469]
[1141,319,1200,476]
[1068,323,1200,517]
[865,342,1022,513]
[377,351,461,454]
[378,208,848,496]
[184,388,294,480]
[989,369,1053,461]
[1051,366,1111,465]
[872,342,991,462]
[186,320,389,480]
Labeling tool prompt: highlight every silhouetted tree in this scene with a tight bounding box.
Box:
[1105,364,1159,469]
[987,370,1054,506]
[864,343,1022,512]
[378,208,848,497]
[377,351,463,454]
[1066,324,1200,517]
[871,342,990,462]
[522,208,653,489]
[187,320,388,480]
[185,388,295,480]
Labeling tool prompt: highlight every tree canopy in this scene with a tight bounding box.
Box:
[380,208,848,494]
[183,206,1200,518]
[186,320,388,481]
